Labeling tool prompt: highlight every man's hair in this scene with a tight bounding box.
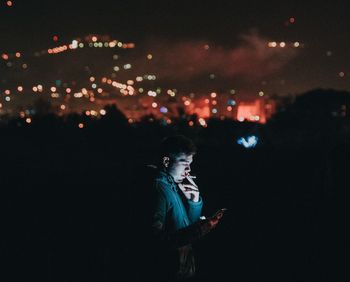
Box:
[160,135,196,159]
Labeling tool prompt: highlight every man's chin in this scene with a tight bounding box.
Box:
[175,177,185,183]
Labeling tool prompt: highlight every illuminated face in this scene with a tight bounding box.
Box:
[164,153,193,183]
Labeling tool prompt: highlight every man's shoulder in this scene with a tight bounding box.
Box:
[154,171,175,188]
[131,164,173,194]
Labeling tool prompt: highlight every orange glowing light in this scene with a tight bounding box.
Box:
[210,92,217,98]
[6,1,13,7]
[53,35,59,42]
[26,118,32,124]
[17,86,23,92]
[2,54,9,60]
[198,118,207,127]
[236,100,267,124]
[109,41,117,48]
[269,42,277,48]
[78,123,84,129]
[15,52,21,58]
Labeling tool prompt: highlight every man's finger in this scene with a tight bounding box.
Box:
[178,186,198,192]
[185,188,199,193]
[182,191,199,196]
[181,185,199,191]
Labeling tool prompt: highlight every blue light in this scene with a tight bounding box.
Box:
[160,107,168,113]
[237,135,258,148]
[228,99,236,106]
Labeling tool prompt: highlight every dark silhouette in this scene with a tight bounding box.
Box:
[2,88,350,281]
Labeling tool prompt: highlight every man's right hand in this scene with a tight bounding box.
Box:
[178,183,200,202]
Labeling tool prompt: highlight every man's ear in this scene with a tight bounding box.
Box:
[162,156,170,168]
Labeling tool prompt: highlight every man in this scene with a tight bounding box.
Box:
[147,135,225,281]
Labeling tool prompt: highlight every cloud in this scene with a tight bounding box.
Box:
[135,32,299,83]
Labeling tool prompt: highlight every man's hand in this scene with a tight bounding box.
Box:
[208,208,227,226]
[178,183,200,202]
[197,209,227,236]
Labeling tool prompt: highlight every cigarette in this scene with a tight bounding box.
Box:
[188,175,196,179]
[185,175,198,188]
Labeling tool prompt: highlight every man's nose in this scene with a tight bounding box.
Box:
[185,166,191,172]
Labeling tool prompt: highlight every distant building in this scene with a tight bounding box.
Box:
[236,99,276,124]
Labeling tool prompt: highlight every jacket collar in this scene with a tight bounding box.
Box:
[157,169,178,191]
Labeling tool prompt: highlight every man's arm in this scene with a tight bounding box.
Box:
[186,197,203,223]
[152,185,214,248]
[178,180,203,223]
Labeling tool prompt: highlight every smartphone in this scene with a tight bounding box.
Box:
[213,208,227,220]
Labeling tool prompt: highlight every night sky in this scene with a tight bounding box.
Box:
[1,1,350,106]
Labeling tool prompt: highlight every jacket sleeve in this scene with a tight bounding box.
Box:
[186,197,203,224]
[152,184,211,248]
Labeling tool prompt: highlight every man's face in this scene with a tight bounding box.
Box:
[166,153,193,183]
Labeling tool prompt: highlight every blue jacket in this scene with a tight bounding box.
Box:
[152,170,203,235]
[151,169,207,280]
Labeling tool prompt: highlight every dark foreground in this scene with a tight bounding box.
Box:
[1,118,349,282]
